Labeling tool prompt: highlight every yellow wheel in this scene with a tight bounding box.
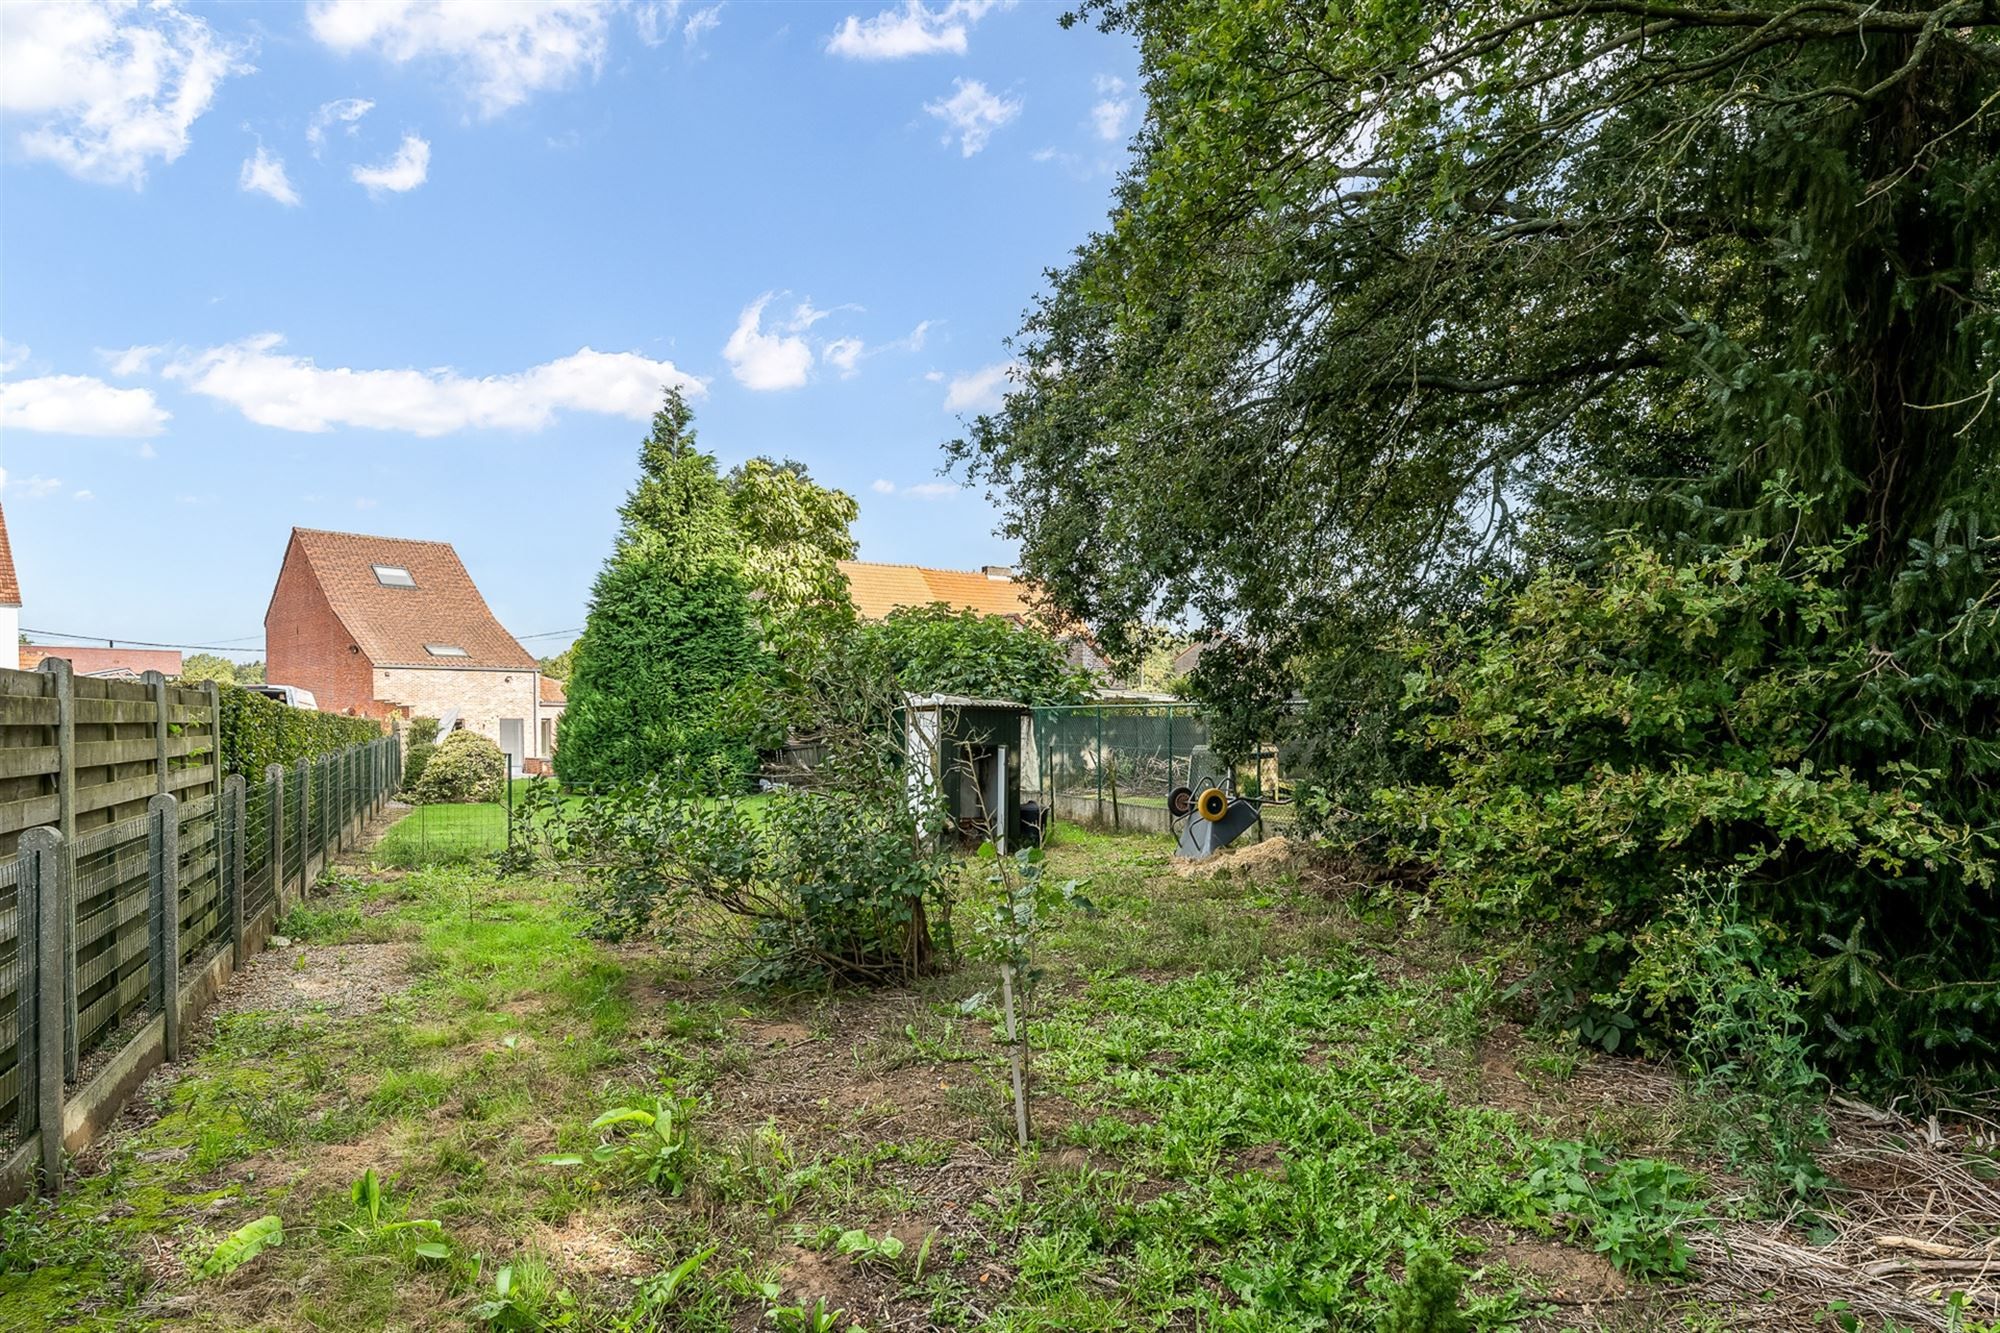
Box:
[1197,787,1228,822]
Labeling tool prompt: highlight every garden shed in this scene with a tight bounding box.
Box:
[901,693,1031,849]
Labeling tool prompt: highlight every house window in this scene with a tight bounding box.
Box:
[425,644,469,658]
[373,564,416,587]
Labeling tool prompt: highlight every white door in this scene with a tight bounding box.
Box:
[498,718,525,773]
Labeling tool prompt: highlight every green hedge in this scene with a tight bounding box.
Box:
[218,685,383,777]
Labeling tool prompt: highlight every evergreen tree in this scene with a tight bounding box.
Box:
[556,391,770,790]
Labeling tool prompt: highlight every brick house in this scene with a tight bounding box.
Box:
[0,502,18,669]
[19,646,183,679]
[265,528,557,768]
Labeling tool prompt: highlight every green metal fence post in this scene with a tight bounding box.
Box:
[294,757,310,902]
[225,774,247,969]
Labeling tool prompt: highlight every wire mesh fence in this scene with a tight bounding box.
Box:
[0,857,25,1147]
[1028,703,1297,833]
[372,772,518,868]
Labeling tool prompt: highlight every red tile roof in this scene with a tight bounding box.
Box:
[538,675,566,704]
[0,502,19,607]
[272,528,536,671]
[20,646,183,677]
[838,560,1036,622]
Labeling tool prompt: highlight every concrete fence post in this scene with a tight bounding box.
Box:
[19,827,66,1194]
[147,793,181,1063]
[35,656,78,1080]
[224,774,247,969]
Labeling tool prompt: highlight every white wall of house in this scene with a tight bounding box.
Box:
[0,606,17,670]
[373,666,542,760]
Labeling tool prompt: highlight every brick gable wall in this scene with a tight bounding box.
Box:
[266,542,380,716]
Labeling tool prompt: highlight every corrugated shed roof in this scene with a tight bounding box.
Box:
[838,560,1035,621]
[0,502,19,607]
[275,528,536,671]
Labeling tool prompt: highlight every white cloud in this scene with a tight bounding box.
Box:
[164,334,705,435]
[0,339,28,376]
[73,490,95,502]
[239,145,301,206]
[307,96,374,152]
[100,344,163,377]
[923,369,944,382]
[823,338,864,378]
[137,441,158,460]
[683,4,724,46]
[904,481,959,500]
[8,475,64,500]
[871,479,896,494]
[722,294,816,391]
[944,360,1016,412]
[308,0,610,118]
[925,79,1020,157]
[0,0,250,188]
[352,134,430,195]
[1091,74,1132,141]
[0,373,170,437]
[826,1,999,60]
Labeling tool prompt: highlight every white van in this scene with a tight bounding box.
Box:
[247,683,319,711]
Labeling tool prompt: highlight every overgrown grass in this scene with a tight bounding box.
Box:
[1,831,1742,1332]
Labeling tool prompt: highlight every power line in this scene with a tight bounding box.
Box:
[513,627,582,641]
[23,627,267,653]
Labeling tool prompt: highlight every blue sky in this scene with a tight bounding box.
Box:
[0,1,1136,662]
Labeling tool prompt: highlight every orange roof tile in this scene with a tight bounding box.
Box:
[539,675,566,704]
[0,502,18,607]
[837,560,1036,621]
[272,528,536,671]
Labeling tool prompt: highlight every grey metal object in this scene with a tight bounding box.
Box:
[1173,793,1263,858]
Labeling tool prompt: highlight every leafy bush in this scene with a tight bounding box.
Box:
[1378,527,1994,1086]
[859,603,1092,705]
[408,730,506,805]
[399,715,441,792]
[217,685,380,777]
[542,777,952,986]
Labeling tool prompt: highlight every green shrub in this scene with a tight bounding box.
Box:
[857,603,1093,705]
[546,778,952,986]
[400,716,440,793]
[1377,527,1994,1086]
[217,685,380,777]
[555,553,769,793]
[408,731,506,805]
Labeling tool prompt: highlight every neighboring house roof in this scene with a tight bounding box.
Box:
[0,501,19,607]
[838,560,1036,622]
[272,528,536,671]
[20,646,184,677]
[538,675,566,705]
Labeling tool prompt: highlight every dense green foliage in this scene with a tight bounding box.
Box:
[958,2,2000,1088]
[859,604,1092,705]
[534,778,952,986]
[556,392,773,791]
[1379,526,1996,1084]
[726,455,859,669]
[179,654,263,686]
[398,716,441,793]
[217,685,380,778]
[407,730,506,805]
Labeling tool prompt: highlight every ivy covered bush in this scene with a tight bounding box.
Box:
[858,603,1092,704]
[1378,528,1995,1086]
[217,685,381,777]
[407,730,507,805]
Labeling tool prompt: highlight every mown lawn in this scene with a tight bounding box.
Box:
[373,789,771,867]
[1,825,1957,1331]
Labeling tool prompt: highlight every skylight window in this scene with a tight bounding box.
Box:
[373,564,416,588]
[425,644,469,658]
